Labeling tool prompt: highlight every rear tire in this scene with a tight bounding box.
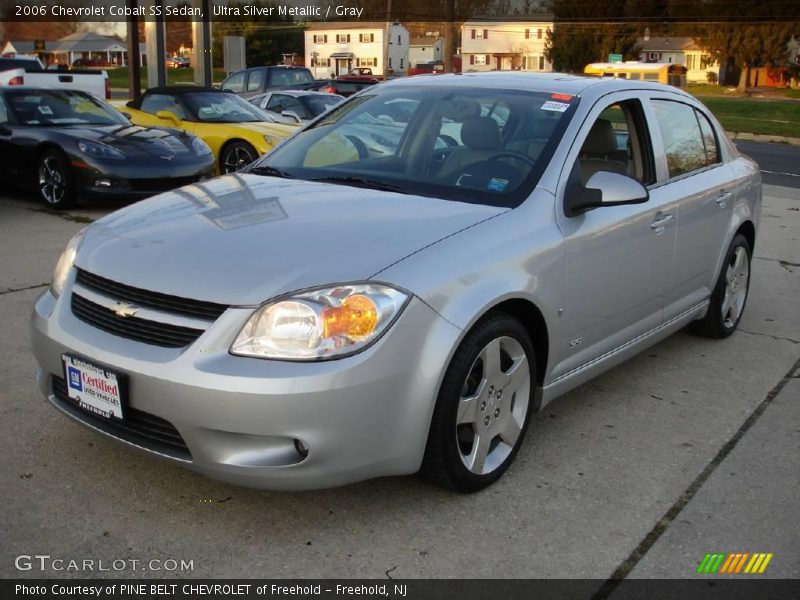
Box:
[37,149,75,210]
[419,312,536,492]
[690,233,751,338]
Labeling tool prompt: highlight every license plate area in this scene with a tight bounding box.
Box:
[61,354,126,421]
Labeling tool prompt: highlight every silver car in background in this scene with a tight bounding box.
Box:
[31,73,760,492]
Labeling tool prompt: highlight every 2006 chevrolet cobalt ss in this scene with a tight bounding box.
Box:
[32,73,761,492]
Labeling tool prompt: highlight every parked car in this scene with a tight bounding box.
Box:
[1,56,110,99]
[32,73,760,492]
[122,86,296,173]
[166,56,190,69]
[248,90,343,124]
[304,78,380,97]
[220,66,315,99]
[0,88,215,209]
[338,67,385,81]
[72,58,114,68]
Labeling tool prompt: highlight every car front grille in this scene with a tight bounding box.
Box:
[52,376,191,461]
[75,269,228,320]
[71,294,205,348]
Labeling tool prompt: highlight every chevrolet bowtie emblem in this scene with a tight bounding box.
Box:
[112,301,139,318]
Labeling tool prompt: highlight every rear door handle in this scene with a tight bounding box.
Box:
[650,213,673,234]
[716,192,732,208]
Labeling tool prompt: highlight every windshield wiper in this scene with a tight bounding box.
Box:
[248,165,295,179]
[310,176,407,194]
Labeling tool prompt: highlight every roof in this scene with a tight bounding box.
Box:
[409,37,443,46]
[2,41,37,54]
[378,71,691,100]
[464,14,554,24]
[306,22,391,31]
[51,32,127,53]
[637,36,700,52]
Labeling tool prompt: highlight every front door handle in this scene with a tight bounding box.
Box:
[716,192,732,208]
[650,212,673,234]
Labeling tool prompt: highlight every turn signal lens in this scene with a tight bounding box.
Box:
[230,283,409,361]
[322,294,378,340]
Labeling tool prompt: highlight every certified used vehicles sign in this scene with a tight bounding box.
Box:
[62,355,124,420]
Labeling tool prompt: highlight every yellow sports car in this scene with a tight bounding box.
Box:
[121,87,297,174]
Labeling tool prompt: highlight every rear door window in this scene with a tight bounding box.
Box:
[650,100,708,179]
[246,69,264,92]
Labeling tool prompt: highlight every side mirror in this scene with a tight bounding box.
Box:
[565,171,649,217]
[155,110,181,126]
[281,110,302,123]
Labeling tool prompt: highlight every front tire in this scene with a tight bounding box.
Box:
[220,141,258,174]
[419,312,536,492]
[691,233,751,338]
[37,149,75,210]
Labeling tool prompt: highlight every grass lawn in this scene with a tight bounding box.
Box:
[698,97,800,138]
[106,66,226,89]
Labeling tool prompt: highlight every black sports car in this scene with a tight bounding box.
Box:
[0,88,215,209]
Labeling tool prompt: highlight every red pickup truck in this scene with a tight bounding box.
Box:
[337,67,385,81]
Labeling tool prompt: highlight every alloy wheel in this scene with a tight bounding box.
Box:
[38,156,66,205]
[721,246,749,328]
[222,145,256,173]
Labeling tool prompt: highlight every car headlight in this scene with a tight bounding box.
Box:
[231,283,410,361]
[191,136,212,156]
[77,140,125,160]
[51,229,86,297]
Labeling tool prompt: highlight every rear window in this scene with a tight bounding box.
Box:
[0,58,42,72]
[268,69,314,87]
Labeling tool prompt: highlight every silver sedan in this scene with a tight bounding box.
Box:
[31,73,760,492]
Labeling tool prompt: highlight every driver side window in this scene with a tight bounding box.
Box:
[576,100,654,186]
[140,94,185,119]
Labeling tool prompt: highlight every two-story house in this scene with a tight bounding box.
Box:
[460,15,554,72]
[409,37,444,67]
[304,22,409,77]
[638,36,719,83]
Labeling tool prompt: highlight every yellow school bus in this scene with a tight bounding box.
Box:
[584,62,687,88]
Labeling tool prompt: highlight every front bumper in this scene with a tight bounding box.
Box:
[30,281,461,490]
[72,158,215,201]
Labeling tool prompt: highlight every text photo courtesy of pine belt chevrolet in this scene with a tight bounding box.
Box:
[0,88,215,210]
[121,87,297,174]
[31,73,760,492]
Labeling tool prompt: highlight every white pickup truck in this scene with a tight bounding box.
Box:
[0,56,110,99]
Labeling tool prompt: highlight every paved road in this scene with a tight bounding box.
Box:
[734,141,800,188]
[0,183,797,586]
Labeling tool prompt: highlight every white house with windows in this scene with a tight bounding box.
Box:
[460,15,554,72]
[304,22,410,77]
[638,36,719,83]
[409,37,444,67]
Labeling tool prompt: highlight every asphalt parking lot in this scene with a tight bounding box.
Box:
[0,174,798,585]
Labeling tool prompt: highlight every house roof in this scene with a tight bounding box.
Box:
[637,36,700,52]
[464,14,554,24]
[2,41,37,54]
[409,37,443,46]
[50,32,126,53]
[306,22,392,31]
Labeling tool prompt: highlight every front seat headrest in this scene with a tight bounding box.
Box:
[582,119,618,155]
[460,117,503,150]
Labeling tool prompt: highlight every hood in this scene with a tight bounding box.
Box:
[233,121,298,138]
[60,124,194,160]
[77,174,505,306]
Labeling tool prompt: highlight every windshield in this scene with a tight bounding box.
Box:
[183,92,271,123]
[250,86,577,207]
[6,90,126,127]
[269,69,314,87]
[302,95,343,117]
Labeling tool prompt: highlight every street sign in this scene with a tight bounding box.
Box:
[608,53,623,63]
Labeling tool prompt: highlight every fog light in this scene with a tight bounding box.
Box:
[94,178,112,188]
[294,439,309,458]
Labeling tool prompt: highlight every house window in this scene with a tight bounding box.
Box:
[359,33,375,43]
[474,54,487,65]
[336,34,351,43]
[356,57,378,67]
[397,35,402,45]
[311,57,330,67]
[388,57,392,67]
[400,58,404,67]
[647,52,660,62]
[473,29,486,40]
[313,34,328,44]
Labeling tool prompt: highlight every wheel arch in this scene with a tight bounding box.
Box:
[736,219,756,252]
[218,138,259,172]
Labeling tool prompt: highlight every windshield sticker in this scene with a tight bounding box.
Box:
[37,105,54,115]
[541,101,570,113]
[488,178,509,192]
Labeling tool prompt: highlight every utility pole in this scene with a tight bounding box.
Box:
[126,0,141,99]
[385,0,393,76]
[444,0,455,73]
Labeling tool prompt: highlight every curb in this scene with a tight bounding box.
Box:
[726,131,800,146]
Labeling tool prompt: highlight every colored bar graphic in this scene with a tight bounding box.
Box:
[700,552,773,575]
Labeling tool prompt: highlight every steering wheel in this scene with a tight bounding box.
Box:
[345,135,370,160]
[487,150,536,167]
